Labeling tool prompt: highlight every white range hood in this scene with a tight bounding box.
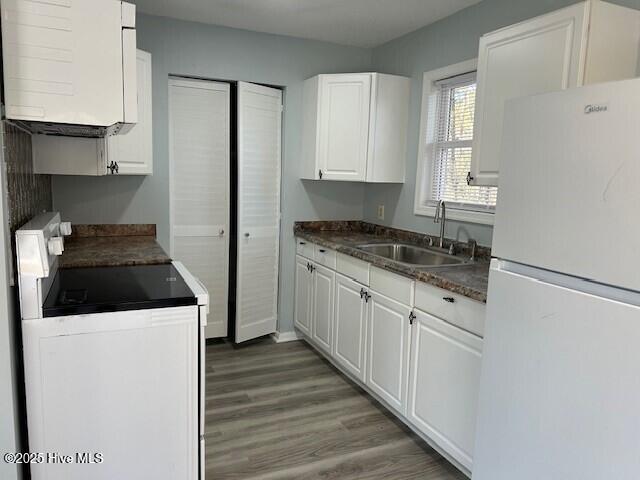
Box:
[1,0,137,137]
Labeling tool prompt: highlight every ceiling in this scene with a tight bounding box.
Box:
[131,0,483,48]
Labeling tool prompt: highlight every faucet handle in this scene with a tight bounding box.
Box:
[468,239,477,260]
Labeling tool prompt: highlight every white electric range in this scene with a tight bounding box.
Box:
[16,212,208,480]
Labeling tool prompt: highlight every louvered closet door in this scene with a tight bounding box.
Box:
[236,82,282,343]
[169,78,230,339]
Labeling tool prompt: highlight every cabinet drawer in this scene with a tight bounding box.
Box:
[296,238,315,259]
[370,267,414,306]
[414,282,485,337]
[336,253,370,286]
[314,245,337,270]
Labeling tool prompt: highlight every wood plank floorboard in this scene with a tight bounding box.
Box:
[205,338,466,480]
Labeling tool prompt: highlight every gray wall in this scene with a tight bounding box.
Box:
[51,0,640,332]
[52,14,371,334]
[364,0,640,246]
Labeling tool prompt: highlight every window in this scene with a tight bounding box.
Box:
[415,59,497,225]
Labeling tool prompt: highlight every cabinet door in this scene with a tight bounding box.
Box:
[470,2,587,186]
[333,273,367,382]
[407,309,482,472]
[366,291,411,415]
[311,264,335,354]
[109,49,153,175]
[294,256,313,337]
[317,74,371,181]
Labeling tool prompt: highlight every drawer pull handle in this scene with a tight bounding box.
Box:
[299,241,306,245]
[443,297,455,303]
[319,249,326,253]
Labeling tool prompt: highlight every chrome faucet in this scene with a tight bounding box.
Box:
[434,200,446,249]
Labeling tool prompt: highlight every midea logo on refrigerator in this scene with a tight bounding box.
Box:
[584,104,608,114]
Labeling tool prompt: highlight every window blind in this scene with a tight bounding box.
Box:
[429,72,497,211]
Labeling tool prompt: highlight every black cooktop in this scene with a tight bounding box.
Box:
[43,264,197,317]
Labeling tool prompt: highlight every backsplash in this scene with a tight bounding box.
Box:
[2,121,52,234]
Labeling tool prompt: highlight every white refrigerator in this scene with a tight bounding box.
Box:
[473,78,640,480]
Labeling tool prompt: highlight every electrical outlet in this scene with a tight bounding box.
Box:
[377,204,385,220]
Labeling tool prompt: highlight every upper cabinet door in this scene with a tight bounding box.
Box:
[317,74,371,181]
[470,3,588,187]
[109,49,153,175]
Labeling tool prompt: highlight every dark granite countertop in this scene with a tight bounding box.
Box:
[294,221,490,303]
[59,224,171,269]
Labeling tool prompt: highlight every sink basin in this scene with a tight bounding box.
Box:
[355,243,468,267]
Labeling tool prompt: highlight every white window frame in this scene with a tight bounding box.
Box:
[414,58,495,226]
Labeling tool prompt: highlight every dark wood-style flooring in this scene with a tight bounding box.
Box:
[206,338,467,480]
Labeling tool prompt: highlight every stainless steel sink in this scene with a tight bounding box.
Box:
[355,243,469,267]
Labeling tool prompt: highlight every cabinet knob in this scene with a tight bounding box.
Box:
[219,229,225,236]
[47,237,64,256]
[244,232,250,238]
[59,222,72,236]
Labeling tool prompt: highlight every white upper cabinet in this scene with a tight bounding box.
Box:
[1,0,137,136]
[470,0,640,187]
[108,50,153,175]
[33,50,153,176]
[302,73,410,183]
[317,74,371,182]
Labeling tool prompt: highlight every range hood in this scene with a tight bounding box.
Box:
[1,0,138,138]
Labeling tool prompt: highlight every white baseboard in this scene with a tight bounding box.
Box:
[271,330,300,343]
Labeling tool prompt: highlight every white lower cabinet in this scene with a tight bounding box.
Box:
[295,256,336,355]
[311,264,335,354]
[294,256,313,336]
[366,291,411,415]
[333,273,368,383]
[293,241,484,476]
[407,309,483,472]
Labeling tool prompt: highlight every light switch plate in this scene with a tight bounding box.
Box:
[377,204,385,220]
